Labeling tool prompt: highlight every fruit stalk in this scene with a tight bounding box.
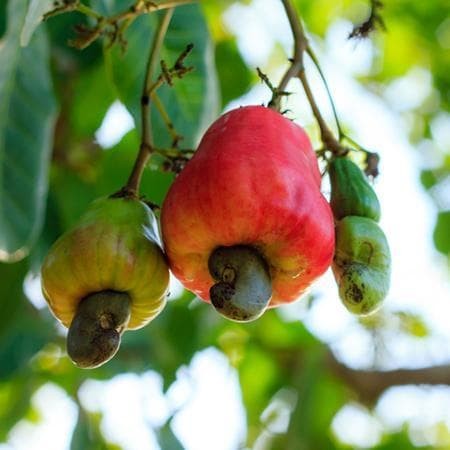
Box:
[125,8,174,195]
[270,0,341,153]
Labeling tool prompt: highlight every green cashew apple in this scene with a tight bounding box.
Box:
[332,216,391,315]
[329,157,381,221]
[41,196,169,368]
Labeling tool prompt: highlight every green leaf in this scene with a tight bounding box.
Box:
[20,0,54,47]
[239,345,281,430]
[70,409,121,450]
[28,191,65,272]
[0,1,6,38]
[433,210,450,256]
[0,0,56,262]
[106,4,219,148]
[0,258,53,381]
[0,260,28,340]
[69,64,115,138]
[46,9,102,68]
[396,311,429,338]
[420,169,438,190]
[215,38,253,107]
[0,376,37,441]
[157,421,184,450]
[0,314,53,380]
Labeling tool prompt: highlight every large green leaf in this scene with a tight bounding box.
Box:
[0,0,56,262]
[106,4,219,149]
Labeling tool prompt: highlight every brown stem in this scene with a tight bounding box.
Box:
[274,346,450,407]
[325,350,450,405]
[45,1,193,49]
[298,70,345,155]
[125,8,174,195]
[106,0,193,24]
[275,0,348,156]
[269,0,307,111]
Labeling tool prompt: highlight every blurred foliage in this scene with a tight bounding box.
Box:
[0,0,449,449]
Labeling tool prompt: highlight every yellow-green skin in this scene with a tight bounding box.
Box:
[332,216,391,315]
[41,197,169,330]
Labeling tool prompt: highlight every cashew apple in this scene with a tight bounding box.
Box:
[41,196,169,368]
[161,105,335,321]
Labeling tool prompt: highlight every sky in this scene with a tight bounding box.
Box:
[3,0,450,449]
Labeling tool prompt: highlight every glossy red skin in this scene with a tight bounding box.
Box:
[161,106,334,306]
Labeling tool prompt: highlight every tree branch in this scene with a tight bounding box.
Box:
[45,0,194,50]
[268,0,306,111]
[326,350,450,405]
[275,0,346,156]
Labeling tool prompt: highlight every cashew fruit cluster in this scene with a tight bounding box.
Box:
[160,105,335,322]
[41,196,169,368]
[41,104,391,367]
[329,157,391,315]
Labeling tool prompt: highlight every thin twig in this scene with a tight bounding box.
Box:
[44,0,194,49]
[297,70,345,155]
[152,93,183,146]
[306,46,344,140]
[269,0,307,110]
[277,0,346,156]
[349,0,385,39]
[125,8,174,195]
[76,3,102,20]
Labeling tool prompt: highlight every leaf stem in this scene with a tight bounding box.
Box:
[125,8,174,195]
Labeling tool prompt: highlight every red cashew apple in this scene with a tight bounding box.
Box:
[161,105,335,321]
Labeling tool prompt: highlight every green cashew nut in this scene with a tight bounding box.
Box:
[332,216,391,315]
[329,157,381,222]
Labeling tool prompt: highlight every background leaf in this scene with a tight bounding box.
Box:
[0,260,28,339]
[20,0,54,47]
[433,210,450,257]
[106,4,219,149]
[0,0,56,262]
[214,38,253,108]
